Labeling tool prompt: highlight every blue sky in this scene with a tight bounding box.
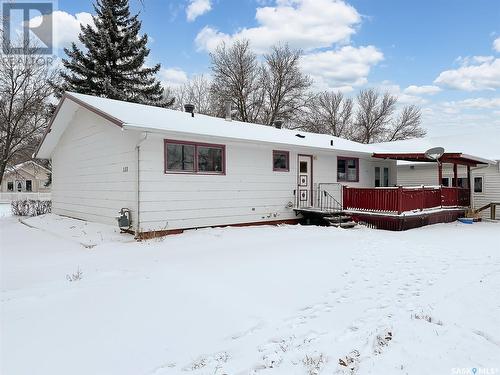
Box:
[41,0,500,135]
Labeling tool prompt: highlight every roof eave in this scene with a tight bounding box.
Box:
[121,123,373,155]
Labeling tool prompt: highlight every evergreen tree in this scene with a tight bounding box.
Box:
[56,0,172,107]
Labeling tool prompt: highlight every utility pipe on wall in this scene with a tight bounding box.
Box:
[135,132,148,237]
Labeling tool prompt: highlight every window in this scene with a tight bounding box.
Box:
[300,161,307,173]
[273,150,289,172]
[16,180,22,192]
[26,180,32,192]
[164,140,225,174]
[474,177,483,193]
[383,167,389,187]
[452,177,467,188]
[337,157,359,182]
[374,167,380,187]
[441,177,450,187]
[198,146,223,172]
[7,181,13,191]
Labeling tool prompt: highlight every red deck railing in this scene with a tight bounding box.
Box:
[343,186,470,214]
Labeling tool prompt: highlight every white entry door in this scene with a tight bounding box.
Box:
[297,155,313,206]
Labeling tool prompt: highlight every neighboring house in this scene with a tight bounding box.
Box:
[375,132,500,220]
[35,93,493,236]
[1,161,51,194]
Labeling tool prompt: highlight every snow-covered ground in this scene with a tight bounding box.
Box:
[0,203,11,218]
[1,214,499,375]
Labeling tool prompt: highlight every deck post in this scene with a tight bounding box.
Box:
[342,185,347,210]
[453,163,458,187]
[467,165,472,208]
[421,185,425,211]
[438,162,443,186]
[397,186,403,215]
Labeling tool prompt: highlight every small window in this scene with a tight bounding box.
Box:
[300,161,307,173]
[337,157,359,182]
[164,140,225,174]
[441,177,450,187]
[273,150,289,172]
[374,167,380,187]
[474,177,483,193]
[7,181,13,191]
[26,180,32,192]
[16,180,22,192]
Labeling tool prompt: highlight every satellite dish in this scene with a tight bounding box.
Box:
[424,147,445,161]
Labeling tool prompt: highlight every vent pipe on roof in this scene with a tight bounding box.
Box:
[184,104,195,117]
[273,119,283,129]
[224,100,232,121]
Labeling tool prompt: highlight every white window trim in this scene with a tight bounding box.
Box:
[473,175,485,195]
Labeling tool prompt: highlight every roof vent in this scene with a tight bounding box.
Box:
[273,119,283,129]
[184,104,195,117]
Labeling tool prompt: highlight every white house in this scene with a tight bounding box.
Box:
[35,92,400,236]
[36,93,497,235]
[375,132,500,220]
[0,161,51,200]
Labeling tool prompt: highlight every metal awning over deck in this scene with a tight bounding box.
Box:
[372,152,492,166]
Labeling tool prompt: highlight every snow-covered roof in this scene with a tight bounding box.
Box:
[36,92,376,158]
[374,132,500,163]
[4,160,51,175]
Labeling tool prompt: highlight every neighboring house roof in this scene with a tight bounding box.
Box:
[374,132,500,165]
[36,92,378,159]
[4,160,51,176]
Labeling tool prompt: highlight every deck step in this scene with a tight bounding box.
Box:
[324,215,352,222]
[329,221,357,228]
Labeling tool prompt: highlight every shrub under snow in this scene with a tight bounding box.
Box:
[11,199,51,216]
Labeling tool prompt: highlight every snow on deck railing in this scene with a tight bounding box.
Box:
[342,186,470,214]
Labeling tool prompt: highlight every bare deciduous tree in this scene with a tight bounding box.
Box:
[174,75,215,116]
[354,89,397,144]
[385,104,425,141]
[0,35,58,185]
[261,44,311,125]
[209,40,263,123]
[302,91,354,138]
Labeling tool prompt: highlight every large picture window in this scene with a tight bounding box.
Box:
[273,150,289,172]
[164,140,225,174]
[337,157,359,182]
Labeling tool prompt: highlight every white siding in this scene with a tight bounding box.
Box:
[51,108,138,225]
[397,162,500,219]
[138,133,395,232]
